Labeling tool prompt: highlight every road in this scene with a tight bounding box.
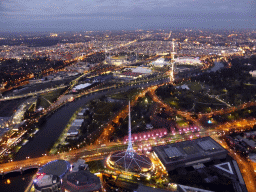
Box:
[0,85,68,101]
[146,82,256,192]
[1,58,255,191]
[213,136,256,192]
[0,142,126,174]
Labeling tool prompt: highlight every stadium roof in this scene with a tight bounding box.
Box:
[38,160,70,178]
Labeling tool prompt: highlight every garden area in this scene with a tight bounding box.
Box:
[156,82,225,113]
[36,87,67,109]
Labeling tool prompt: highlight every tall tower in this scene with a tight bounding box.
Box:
[170,62,175,82]
[171,40,175,60]
[108,101,153,173]
[125,101,134,157]
[104,45,108,64]
[170,40,175,82]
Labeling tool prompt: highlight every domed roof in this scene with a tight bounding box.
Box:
[38,160,70,178]
[109,151,152,173]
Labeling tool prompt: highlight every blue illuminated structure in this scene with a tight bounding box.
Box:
[38,159,70,178]
[108,101,153,173]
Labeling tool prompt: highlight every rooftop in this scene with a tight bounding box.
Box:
[152,137,228,170]
[62,170,101,192]
[109,151,153,173]
[73,83,91,91]
[34,174,59,188]
[168,156,248,192]
[38,160,70,178]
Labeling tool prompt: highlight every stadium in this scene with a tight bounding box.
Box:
[37,159,70,178]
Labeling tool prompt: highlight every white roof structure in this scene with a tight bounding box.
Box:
[150,57,170,67]
[249,70,256,77]
[71,119,84,126]
[174,57,202,65]
[67,126,79,136]
[214,162,234,175]
[177,84,190,90]
[131,67,152,74]
[35,175,56,187]
[73,83,91,91]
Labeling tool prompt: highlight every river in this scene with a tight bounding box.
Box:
[1,79,166,191]
[13,62,225,160]
[0,169,37,192]
[14,90,113,160]
[13,80,164,161]
[2,62,225,191]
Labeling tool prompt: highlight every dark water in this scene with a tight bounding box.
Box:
[208,62,224,72]
[6,78,166,190]
[14,91,110,160]
[0,169,37,192]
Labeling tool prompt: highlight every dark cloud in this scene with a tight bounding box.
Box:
[0,0,255,31]
[0,0,7,12]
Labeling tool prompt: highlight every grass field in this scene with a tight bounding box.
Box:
[37,88,67,109]
[110,88,141,100]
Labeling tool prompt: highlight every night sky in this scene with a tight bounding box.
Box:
[1,0,255,32]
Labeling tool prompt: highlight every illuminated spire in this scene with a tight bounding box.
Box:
[170,40,175,82]
[110,101,153,172]
[126,101,134,154]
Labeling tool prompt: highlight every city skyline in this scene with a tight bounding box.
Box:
[1,0,255,32]
[0,1,256,191]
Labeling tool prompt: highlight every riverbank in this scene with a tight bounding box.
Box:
[49,107,81,155]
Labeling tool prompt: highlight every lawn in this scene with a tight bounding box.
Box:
[37,87,67,109]
[86,160,105,173]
